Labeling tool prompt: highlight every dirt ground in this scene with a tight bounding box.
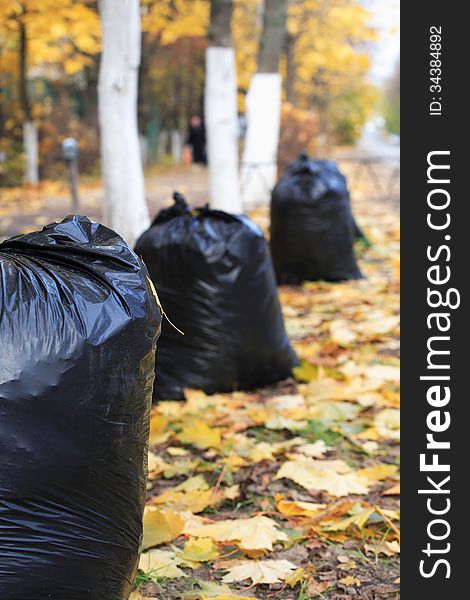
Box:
[0,161,399,241]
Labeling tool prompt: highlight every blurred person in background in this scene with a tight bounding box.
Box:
[185,115,207,165]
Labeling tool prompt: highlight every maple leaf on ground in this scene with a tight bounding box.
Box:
[374,409,400,440]
[308,400,362,422]
[357,463,398,482]
[138,549,187,578]
[183,515,288,551]
[222,559,298,584]
[275,458,369,497]
[330,320,357,346]
[323,507,376,531]
[295,440,329,458]
[177,419,222,449]
[149,412,170,445]
[179,537,220,565]
[150,488,213,513]
[142,507,185,549]
[276,496,326,517]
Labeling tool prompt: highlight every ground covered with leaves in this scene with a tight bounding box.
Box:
[133,196,400,600]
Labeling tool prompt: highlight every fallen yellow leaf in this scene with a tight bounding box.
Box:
[149,413,169,445]
[276,497,326,517]
[339,575,361,586]
[295,440,329,458]
[374,409,400,440]
[142,507,185,549]
[184,515,288,551]
[138,549,187,578]
[179,537,220,564]
[151,489,213,513]
[323,508,376,531]
[330,320,357,346]
[285,567,307,587]
[275,459,369,497]
[308,401,361,422]
[147,452,168,480]
[222,559,297,584]
[177,420,222,449]
[357,463,399,482]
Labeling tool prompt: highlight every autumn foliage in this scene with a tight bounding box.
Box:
[1,0,377,185]
[133,192,400,599]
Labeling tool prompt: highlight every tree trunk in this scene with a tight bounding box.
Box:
[258,0,287,74]
[98,0,150,246]
[209,0,233,47]
[171,130,183,164]
[23,121,39,185]
[285,32,296,104]
[241,0,287,207]
[205,0,241,212]
[19,20,39,185]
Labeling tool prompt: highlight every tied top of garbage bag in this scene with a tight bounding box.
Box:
[270,152,364,283]
[0,215,162,600]
[135,193,298,401]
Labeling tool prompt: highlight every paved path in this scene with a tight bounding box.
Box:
[0,166,209,240]
[0,153,400,241]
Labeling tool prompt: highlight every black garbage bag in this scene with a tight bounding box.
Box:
[135,193,298,401]
[270,153,364,283]
[0,215,162,600]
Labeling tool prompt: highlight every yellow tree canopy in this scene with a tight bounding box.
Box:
[0,0,100,76]
[141,0,209,44]
[286,0,376,107]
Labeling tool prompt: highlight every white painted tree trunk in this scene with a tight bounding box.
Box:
[241,73,282,207]
[98,0,150,247]
[205,46,241,213]
[23,120,39,185]
[171,130,183,164]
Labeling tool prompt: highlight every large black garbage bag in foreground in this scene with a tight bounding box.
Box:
[135,193,298,401]
[0,216,162,600]
[270,153,364,283]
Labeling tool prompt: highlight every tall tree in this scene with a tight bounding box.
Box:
[17,12,38,185]
[0,0,100,184]
[241,0,286,207]
[205,0,241,212]
[98,0,150,246]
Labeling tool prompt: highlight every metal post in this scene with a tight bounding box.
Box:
[68,159,79,214]
[61,138,79,214]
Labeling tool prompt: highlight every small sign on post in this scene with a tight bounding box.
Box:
[62,138,79,214]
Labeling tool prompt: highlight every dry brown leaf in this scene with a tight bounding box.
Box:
[222,559,297,584]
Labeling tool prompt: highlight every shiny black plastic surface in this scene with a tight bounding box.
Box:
[135,194,297,400]
[0,215,162,600]
[270,154,363,283]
